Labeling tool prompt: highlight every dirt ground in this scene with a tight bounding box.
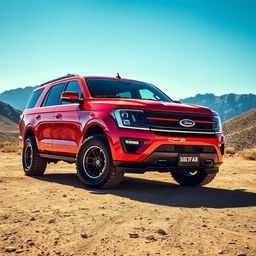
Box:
[0,153,255,256]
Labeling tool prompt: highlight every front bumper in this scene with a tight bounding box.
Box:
[113,152,222,173]
[109,125,224,162]
[106,121,224,173]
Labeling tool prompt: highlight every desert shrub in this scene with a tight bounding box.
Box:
[0,141,18,153]
[0,141,10,149]
[241,148,256,160]
[225,146,236,155]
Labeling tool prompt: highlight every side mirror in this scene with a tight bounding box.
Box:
[173,100,181,103]
[61,91,83,103]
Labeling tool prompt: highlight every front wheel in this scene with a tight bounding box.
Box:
[76,135,124,189]
[170,169,217,186]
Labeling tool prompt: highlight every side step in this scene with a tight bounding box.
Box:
[39,153,76,163]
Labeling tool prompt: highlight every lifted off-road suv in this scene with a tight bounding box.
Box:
[19,74,224,188]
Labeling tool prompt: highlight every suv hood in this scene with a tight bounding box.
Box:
[86,98,217,116]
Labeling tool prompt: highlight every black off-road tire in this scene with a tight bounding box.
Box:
[76,135,124,189]
[170,169,217,186]
[22,136,47,176]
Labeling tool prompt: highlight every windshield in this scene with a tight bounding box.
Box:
[85,78,172,102]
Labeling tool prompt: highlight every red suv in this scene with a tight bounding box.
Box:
[19,74,224,188]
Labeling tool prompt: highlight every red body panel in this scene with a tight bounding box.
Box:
[19,75,224,166]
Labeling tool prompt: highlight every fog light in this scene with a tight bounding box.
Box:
[121,138,147,154]
[124,140,140,145]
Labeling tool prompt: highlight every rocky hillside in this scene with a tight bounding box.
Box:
[0,101,21,123]
[223,107,256,150]
[0,101,21,142]
[181,93,256,121]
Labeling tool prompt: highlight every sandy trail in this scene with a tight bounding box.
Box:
[0,153,256,256]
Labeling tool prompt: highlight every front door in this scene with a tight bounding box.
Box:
[51,81,83,155]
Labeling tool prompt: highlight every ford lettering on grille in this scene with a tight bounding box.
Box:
[179,119,195,128]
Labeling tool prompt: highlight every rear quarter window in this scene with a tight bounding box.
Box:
[25,88,44,109]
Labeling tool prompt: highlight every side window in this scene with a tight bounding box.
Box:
[42,83,65,107]
[61,81,83,105]
[26,88,44,109]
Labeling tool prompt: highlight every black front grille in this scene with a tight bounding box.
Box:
[155,145,216,153]
[137,110,217,133]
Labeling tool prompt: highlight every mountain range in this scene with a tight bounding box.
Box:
[0,86,255,121]
[180,93,256,121]
[0,86,37,111]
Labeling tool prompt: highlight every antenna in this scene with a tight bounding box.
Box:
[116,73,121,79]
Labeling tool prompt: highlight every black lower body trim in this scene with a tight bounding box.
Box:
[113,161,221,173]
[39,153,76,163]
[113,152,222,173]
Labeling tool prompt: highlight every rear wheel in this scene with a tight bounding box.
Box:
[22,136,47,176]
[76,135,124,188]
[170,169,217,186]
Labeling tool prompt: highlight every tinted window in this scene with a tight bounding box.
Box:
[85,78,172,102]
[116,91,131,98]
[26,88,44,109]
[61,81,83,105]
[42,83,65,107]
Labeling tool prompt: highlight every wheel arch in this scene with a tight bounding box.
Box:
[24,128,35,140]
[83,124,106,140]
[81,121,115,157]
[23,127,40,150]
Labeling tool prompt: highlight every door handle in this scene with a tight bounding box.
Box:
[55,113,62,119]
[35,114,41,120]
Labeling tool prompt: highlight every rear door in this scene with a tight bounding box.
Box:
[36,83,66,152]
[22,88,52,152]
[51,80,83,155]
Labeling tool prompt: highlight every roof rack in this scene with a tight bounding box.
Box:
[40,74,78,86]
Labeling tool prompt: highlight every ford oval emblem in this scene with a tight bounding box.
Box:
[179,119,195,128]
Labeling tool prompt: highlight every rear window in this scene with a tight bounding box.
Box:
[25,88,44,109]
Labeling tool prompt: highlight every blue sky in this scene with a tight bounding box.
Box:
[0,0,255,99]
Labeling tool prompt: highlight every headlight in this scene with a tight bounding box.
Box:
[111,109,150,130]
[213,115,222,133]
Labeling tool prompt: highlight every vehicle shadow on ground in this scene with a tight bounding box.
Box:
[37,173,256,209]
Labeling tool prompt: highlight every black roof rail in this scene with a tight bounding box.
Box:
[39,74,78,86]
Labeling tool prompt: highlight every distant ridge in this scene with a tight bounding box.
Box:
[223,107,256,150]
[0,86,37,111]
[0,101,21,123]
[180,93,256,121]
